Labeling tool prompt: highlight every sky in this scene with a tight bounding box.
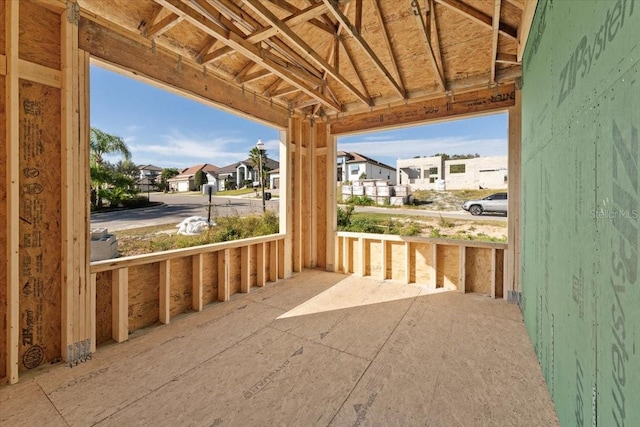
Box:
[90,65,507,170]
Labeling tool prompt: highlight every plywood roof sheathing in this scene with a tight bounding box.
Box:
[435,0,517,40]
[412,0,446,91]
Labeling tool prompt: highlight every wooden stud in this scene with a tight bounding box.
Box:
[18,59,62,88]
[430,243,438,288]
[293,121,303,273]
[159,260,171,324]
[490,248,497,298]
[218,249,230,301]
[279,129,293,278]
[269,240,278,282]
[458,245,466,293]
[381,240,388,280]
[80,49,92,352]
[192,254,204,312]
[404,242,411,284]
[344,237,351,273]
[89,272,97,352]
[112,268,129,342]
[506,88,522,299]
[256,243,266,287]
[6,0,20,384]
[240,245,251,293]
[358,238,366,277]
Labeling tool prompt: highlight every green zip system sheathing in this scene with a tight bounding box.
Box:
[521,0,639,425]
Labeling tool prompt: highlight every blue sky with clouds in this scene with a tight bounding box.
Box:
[91,65,507,170]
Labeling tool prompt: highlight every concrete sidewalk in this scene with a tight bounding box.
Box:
[1,271,557,426]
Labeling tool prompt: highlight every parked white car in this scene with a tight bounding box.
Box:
[461,192,508,216]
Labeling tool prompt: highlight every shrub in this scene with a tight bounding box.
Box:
[345,195,375,206]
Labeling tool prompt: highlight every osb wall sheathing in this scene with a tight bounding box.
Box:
[412,243,434,284]
[388,242,406,281]
[367,240,383,278]
[128,263,160,331]
[0,0,6,380]
[201,252,218,305]
[464,247,492,294]
[95,271,113,345]
[18,79,63,372]
[170,257,192,318]
[18,1,61,70]
[436,245,459,290]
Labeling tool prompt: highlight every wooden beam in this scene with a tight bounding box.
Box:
[192,254,204,312]
[266,0,336,34]
[279,128,293,278]
[322,0,404,99]
[506,87,522,300]
[244,0,370,106]
[146,13,183,38]
[159,260,171,324]
[326,135,337,272]
[330,83,516,135]
[428,0,445,87]
[354,0,363,33]
[5,0,20,385]
[490,0,502,83]
[372,0,405,95]
[156,0,342,112]
[411,0,445,91]
[263,78,282,96]
[237,69,272,84]
[234,61,257,84]
[339,37,370,101]
[270,85,299,98]
[196,36,217,62]
[435,0,517,40]
[79,16,289,128]
[0,54,6,76]
[112,268,129,342]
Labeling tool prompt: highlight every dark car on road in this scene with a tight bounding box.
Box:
[461,192,508,216]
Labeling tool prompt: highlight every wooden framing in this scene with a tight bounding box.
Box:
[435,0,517,40]
[112,268,128,343]
[505,86,522,301]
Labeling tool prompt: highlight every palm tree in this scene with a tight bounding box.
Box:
[90,127,131,166]
[248,146,268,187]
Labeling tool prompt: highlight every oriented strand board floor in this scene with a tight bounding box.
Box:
[1,270,558,426]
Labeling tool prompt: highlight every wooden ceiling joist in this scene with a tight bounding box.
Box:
[197,37,218,62]
[238,69,272,84]
[263,77,283,96]
[496,53,519,65]
[270,85,299,97]
[267,0,337,35]
[243,0,371,106]
[321,0,405,100]
[490,0,502,83]
[435,0,518,40]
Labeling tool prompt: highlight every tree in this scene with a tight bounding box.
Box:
[249,146,268,187]
[89,127,133,209]
[90,127,132,166]
[194,169,208,190]
[160,167,179,192]
[432,153,480,161]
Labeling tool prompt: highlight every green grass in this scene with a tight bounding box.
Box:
[216,188,258,196]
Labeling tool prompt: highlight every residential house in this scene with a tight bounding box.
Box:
[168,163,219,192]
[337,151,396,184]
[397,155,507,190]
[268,168,280,189]
[136,164,163,192]
[217,158,279,190]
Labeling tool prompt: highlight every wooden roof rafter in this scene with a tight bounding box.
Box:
[243,0,371,107]
[490,0,502,83]
[267,0,337,35]
[435,0,518,40]
[154,0,342,111]
[197,0,323,79]
[372,0,405,95]
[411,0,446,91]
[321,0,405,100]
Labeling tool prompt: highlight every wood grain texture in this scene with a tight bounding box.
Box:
[465,247,492,295]
[95,271,112,345]
[436,245,460,290]
[18,1,60,70]
[128,263,160,332]
[201,252,218,305]
[169,257,192,317]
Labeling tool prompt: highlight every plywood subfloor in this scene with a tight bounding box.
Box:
[0,270,558,426]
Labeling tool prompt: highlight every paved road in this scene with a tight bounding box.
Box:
[91,192,278,231]
[91,192,507,231]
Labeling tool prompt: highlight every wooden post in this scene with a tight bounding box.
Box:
[381,240,388,280]
[89,272,96,352]
[293,120,303,272]
[112,268,128,343]
[80,49,92,352]
[358,237,366,277]
[159,260,171,324]
[218,249,230,301]
[240,245,251,293]
[256,243,266,287]
[5,0,20,384]
[326,135,337,271]
[192,254,204,312]
[458,245,466,293]
[506,86,522,300]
